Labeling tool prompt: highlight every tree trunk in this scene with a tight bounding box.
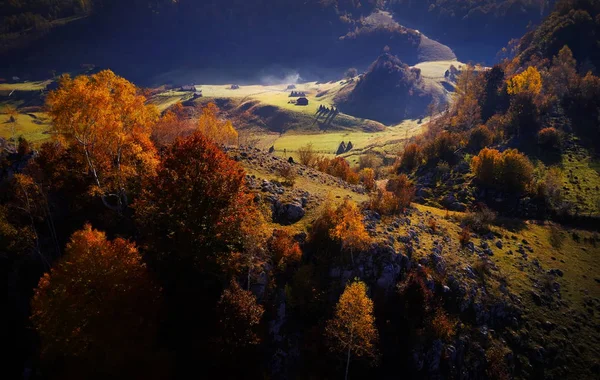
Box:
[345,346,351,380]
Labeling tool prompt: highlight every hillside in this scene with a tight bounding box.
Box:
[389,0,556,63]
[2,1,600,379]
[336,53,440,124]
[0,3,456,86]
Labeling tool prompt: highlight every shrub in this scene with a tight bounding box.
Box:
[359,168,376,191]
[315,156,359,184]
[549,224,565,249]
[537,127,561,150]
[430,308,456,341]
[358,153,382,170]
[387,174,415,211]
[486,344,511,380]
[463,205,496,233]
[499,149,534,193]
[459,226,471,247]
[468,125,494,151]
[472,259,492,283]
[399,143,422,171]
[537,167,563,209]
[277,163,297,187]
[427,218,438,233]
[297,143,317,166]
[17,136,31,156]
[369,190,400,216]
[422,131,463,165]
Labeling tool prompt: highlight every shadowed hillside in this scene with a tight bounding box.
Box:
[336,53,434,124]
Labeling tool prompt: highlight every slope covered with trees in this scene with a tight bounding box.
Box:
[389,0,556,63]
[1,1,600,379]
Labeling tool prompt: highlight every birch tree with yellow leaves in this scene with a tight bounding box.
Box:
[46,70,159,212]
[326,281,379,380]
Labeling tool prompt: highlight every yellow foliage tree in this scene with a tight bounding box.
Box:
[197,102,238,145]
[326,281,379,380]
[330,200,371,264]
[471,148,502,187]
[507,66,542,96]
[46,70,159,212]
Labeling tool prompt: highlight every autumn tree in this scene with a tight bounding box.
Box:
[268,229,302,273]
[197,102,238,145]
[134,130,260,281]
[507,66,543,96]
[359,168,376,191]
[399,143,421,172]
[468,125,494,151]
[330,200,371,265]
[30,224,164,379]
[216,280,264,350]
[46,70,159,212]
[451,64,483,130]
[500,149,534,194]
[537,127,561,150]
[547,46,578,100]
[326,281,379,380]
[471,148,533,193]
[386,173,415,211]
[152,102,193,146]
[471,147,502,187]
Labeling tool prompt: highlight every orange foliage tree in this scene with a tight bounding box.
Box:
[316,156,359,184]
[134,131,259,277]
[30,224,164,378]
[386,174,415,211]
[197,102,238,145]
[451,64,483,130]
[471,147,502,187]
[359,168,376,191]
[330,200,371,264]
[268,229,302,272]
[46,70,159,212]
[471,148,533,193]
[152,102,194,146]
[216,280,264,350]
[326,281,379,380]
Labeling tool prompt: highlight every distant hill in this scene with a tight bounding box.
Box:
[335,53,434,124]
[516,0,600,70]
[389,0,556,64]
[0,2,456,85]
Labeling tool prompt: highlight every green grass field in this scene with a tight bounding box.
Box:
[0,81,50,91]
[0,112,52,144]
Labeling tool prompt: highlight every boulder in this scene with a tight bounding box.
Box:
[274,202,305,225]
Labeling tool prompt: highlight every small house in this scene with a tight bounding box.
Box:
[287,84,296,90]
[296,97,309,106]
[193,90,203,99]
[230,84,240,89]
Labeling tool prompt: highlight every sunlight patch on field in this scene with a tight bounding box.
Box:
[0,112,52,143]
[269,118,427,158]
[0,81,50,91]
